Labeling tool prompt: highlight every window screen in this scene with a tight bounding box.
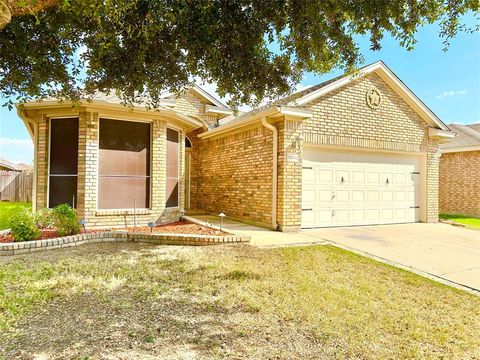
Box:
[48,118,79,208]
[166,128,179,207]
[99,119,150,209]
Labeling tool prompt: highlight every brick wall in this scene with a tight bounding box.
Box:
[439,151,480,217]
[188,125,274,228]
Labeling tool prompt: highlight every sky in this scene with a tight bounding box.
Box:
[1,13,479,165]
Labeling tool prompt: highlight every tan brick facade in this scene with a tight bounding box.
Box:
[439,151,480,217]
[188,126,274,228]
[25,71,444,231]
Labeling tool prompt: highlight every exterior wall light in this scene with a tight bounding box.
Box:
[219,212,226,230]
[148,221,156,233]
[79,219,87,233]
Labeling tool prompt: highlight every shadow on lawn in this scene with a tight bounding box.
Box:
[0,243,308,359]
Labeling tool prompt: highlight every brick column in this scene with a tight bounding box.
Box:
[77,111,98,221]
[426,140,440,222]
[151,119,167,220]
[36,115,49,210]
[277,118,303,232]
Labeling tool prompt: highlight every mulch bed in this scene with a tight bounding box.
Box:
[112,220,227,236]
[0,220,226,243]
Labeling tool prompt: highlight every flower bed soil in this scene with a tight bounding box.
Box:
[112,220,227,236]
[0,220,226,243]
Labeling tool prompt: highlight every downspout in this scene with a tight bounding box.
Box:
[261,116,278,230]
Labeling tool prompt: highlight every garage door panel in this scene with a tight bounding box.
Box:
[352,190,364,202]
[351,209,365,222]
[382,191,393,202]
[302,148,421,228]
[334,210,350,224]
[367,190,380,202]
[302,168,316,183]
[367,172,381,184]
[318,170,334,183]
[336,190,349,202]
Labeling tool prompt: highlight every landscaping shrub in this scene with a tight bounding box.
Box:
[52,204,81,236]
[34,208,54,229]
[9,209,41,242]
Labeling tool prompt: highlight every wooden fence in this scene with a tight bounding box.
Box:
[0,170,33,203]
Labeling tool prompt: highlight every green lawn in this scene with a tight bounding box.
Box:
[0,243,479,359]
[440,213,480,230]
[0,202,31,230]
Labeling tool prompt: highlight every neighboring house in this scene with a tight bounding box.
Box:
[0,157,32,172]
[17,61,453,230]
[0,157,33,202]
[439,123,480,217]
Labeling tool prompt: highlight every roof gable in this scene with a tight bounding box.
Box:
[291,61,448,131]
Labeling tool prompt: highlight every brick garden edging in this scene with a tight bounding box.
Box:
[0,231,250,256]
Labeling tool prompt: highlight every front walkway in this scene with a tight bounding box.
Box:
[188,215,480,293]
[186,215,327,247]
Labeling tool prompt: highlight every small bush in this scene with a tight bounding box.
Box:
[9,209,41,242]
[34,208,54,229]
[52,204,81,236]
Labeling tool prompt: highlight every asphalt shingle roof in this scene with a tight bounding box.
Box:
[441,123,480,149]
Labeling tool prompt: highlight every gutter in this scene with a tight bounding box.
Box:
[261,116,278,230]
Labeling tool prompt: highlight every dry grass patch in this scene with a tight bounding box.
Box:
[0,243,479,359]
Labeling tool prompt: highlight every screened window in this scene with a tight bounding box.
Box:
[166,128,179,207]
[49,118,79,208]
[99,119,150,209]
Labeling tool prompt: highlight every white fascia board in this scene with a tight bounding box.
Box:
[192,85,229,109]
[277,106,313,118]
[292,61,449,131]
[429,128,455,138]
[442,145,480,153]
[159,98,176,107]
[17,100,204,130]
[15,107,35,139]
[205,104,233,115]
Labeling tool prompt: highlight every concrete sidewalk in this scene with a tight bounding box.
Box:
[187,215,327,247]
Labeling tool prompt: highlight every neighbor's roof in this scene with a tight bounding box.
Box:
[441,123,480,153]
[0,157,32,171]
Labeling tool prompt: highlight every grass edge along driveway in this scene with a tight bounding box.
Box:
[440,213,480,230]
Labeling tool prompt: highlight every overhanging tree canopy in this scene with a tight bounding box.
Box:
[0,0,478,109]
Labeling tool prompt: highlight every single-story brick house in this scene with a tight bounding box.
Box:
[17,61,454,231]
[439,123,480,217]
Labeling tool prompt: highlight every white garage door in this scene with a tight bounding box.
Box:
[302,148,421,228]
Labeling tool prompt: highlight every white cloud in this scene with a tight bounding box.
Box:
[0,137,33,164]
[435,89,467,99]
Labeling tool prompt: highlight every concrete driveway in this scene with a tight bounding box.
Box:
[303,223,480,293]
[188,215,479,293]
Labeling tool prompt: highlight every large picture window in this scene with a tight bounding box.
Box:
[166,128,179,207]
[99,119,150,209]
[48,118,78,208]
